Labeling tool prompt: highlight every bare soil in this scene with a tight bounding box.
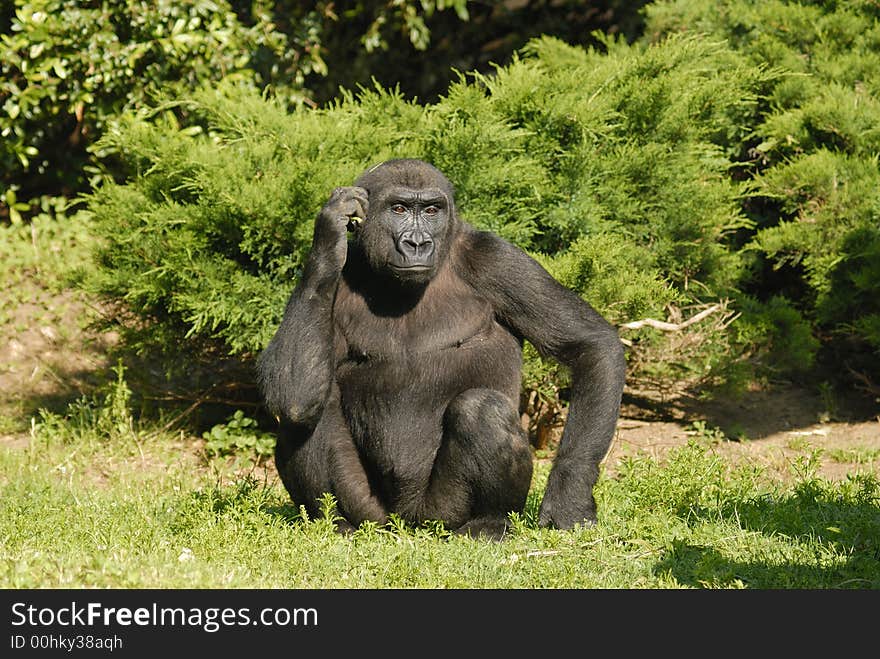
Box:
[609,382,880,481]
[0,284,117,443]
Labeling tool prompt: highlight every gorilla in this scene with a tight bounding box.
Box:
[258,159,626,539]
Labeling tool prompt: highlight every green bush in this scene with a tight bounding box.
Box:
[644,0,880,380]
[0,0,307,215]
[81,2,880,404]
[85,34,781,410]
[732,295,820,375]
[0,0,470,222]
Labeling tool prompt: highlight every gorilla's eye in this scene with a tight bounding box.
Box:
[391,203,407,214]
[424,205,440,216]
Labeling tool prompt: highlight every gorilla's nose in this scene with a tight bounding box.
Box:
[398,232,435,260]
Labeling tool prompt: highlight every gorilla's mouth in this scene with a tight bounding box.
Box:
[390,264,432,271]
[388,262,435,283]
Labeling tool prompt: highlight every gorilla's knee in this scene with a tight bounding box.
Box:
[444,388,532,490]
[444,388,521,441]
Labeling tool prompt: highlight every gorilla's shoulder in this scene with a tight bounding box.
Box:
[456,222,516,257]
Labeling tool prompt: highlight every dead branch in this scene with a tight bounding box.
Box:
[847,365,880,397]
[619,303,723,332]
[143,383,226,438]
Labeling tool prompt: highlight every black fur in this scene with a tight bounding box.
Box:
[258,159,626,539]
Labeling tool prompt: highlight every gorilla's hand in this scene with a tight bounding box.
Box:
[314,186,369,270]
[538,465,598,530]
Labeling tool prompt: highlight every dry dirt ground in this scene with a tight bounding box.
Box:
[0,285,118,448]
[608,383,880,482]
[2,288,879,483]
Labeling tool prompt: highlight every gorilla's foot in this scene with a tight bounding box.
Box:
[454,516,511,542]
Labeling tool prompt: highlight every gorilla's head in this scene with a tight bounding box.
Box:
[353,159,457,286]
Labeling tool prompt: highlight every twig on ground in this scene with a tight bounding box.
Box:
[144,383,223,438]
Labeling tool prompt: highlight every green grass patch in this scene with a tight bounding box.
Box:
[3,380,877,589]
[827,447,880,466]
[0,207,94,299]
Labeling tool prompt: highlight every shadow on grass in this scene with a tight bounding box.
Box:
[6,364,113,418]
[657,541,878,589]
[654,478,880,588]
[262,501,307,526]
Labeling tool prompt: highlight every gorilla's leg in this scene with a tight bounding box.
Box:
[423,388,533,540]
[274,420,330,518]
[275,388,387,530]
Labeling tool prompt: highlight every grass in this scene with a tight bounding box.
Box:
[1,214,878,589]
[1,375,878,589]
[827,447,880,466]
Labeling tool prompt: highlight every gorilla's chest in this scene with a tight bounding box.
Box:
[330,265,523,475]
[333,272,498,365]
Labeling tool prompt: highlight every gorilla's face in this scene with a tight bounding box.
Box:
[354,160,456,286]
[363,184,449,282]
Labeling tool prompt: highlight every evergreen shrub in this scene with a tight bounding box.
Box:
[86,33,783,415]
[645,0,880,382]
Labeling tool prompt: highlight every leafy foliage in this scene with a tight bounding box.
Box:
[0,0,316,211]
[0,0,471,221]
[85,35,783,409]
[202,410,275,461]
[645,0,880,379]
[35,0,876,421]
[306,1,651,105]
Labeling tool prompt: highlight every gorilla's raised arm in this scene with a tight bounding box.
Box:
[458,230,626,528]
[257,186,367,429]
